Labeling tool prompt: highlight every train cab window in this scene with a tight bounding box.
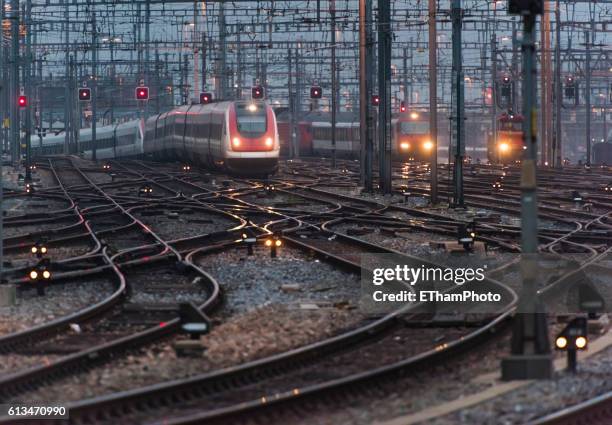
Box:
[499,120,522,131]
[400,122,429,134]
[235,102,267,137]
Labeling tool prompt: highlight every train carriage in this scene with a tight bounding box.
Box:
[30,100,279,176]
[144,100,279,175]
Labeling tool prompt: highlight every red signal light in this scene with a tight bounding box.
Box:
[135,86,149,100]
[310,86,322,99]
[251,85,264,100]
[18,96,27,108]
[371,95,380,106]
[400,101,406,113]
[199,92,212,104]
[78,88,91,101]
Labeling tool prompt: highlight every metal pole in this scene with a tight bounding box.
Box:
[218,2,226,100]
[144,0,150,118]
[402,47,408,104]
[554,0,562,168]
[110,41,115,124]
[491,33,497,160]
[331,0,337,168]
[62,4,70,153]
[0,0,4,155]
[202,33,207,91]
[71,55,79,153]
[9,0,19,164]
[295,48,301,158]
[0,83,3,283]
[377,0,392,194]
[502,12,552,381]
[521,20,539,255]
[428,0,438,204]
[91,12,97,161]
[585,31,591,166]
[540,1,549,165]
[288,48,295,158]
[359,0,371,189]
[451,0,464,208]
[24,0,32,182]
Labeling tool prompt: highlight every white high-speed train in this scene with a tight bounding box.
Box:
[145,100,279,174]
[30,100,280,175]
[30,119,143,160]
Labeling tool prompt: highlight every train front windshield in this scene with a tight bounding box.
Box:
[236,103,268,137]
[499,120,522,131]
[401,122,429,135]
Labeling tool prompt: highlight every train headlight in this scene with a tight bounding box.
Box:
[498,142,510,153]
[265,137,273,147]
[399,142,410,151]
[265,239,273,247]
[42,270,51,279]
[410,112,419,120]
[575,336,587,349]
[248,104,257,112]
[232,138,241,148]
[423,141,434,151]
[31,246,38,254]
[555,336,568,349]
[275,239,282,247]
[29,270,38,280]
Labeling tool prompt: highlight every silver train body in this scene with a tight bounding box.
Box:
[30,120,143,160]
[30,100,279,175]
[144,101,279,174]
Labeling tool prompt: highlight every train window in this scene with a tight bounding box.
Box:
[235,103,267,137]
[400,122,429,134]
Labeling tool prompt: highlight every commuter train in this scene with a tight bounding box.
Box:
[276,109,434,161]
[29,100,280,176]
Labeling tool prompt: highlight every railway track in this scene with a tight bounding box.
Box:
[1,156,609,424]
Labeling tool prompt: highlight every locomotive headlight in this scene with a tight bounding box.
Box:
[423,141,434,151]
[232,137,241,147]
[410,112,419,120]
[29,270,38,280]
[265,137,273,147]
[555,336,568,349]
[400,142,410,151]
[42,270,51,279]
[498,142,510,152]
[248,104,257,112]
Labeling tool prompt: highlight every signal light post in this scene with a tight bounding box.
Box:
[501,0,552,381]
[555,317,588,373]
